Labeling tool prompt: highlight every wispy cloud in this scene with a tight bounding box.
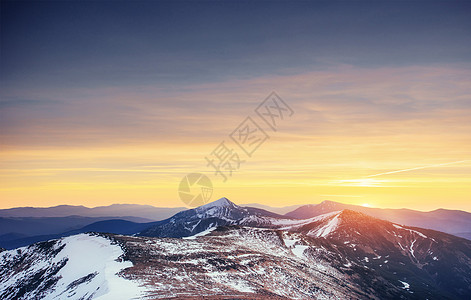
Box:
[366,160,470,178]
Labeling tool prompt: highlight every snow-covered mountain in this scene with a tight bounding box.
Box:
[2,198,471,299]
[139,197,293,238]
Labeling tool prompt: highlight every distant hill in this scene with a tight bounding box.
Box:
[0,204,185,221]
[285,200,471,240]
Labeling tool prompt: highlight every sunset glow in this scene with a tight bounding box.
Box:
[1,1,470,212]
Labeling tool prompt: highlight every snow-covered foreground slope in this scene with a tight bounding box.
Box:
[0,234,144,300]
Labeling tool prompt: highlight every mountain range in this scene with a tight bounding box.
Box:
[2,199,470,250]
[0,204,184,220]
[1,198,470,299]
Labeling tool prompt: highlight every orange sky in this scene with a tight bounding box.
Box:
[1,66,470,211]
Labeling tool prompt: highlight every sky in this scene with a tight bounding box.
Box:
[1,1,470,211]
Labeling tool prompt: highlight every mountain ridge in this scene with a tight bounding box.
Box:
[1,198,470,251]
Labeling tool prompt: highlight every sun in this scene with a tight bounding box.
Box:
[361,203,371,207]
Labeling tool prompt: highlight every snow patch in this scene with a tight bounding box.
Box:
[292,245,310,259]
[310,214,341,238]
[284,238,298,248]
[399,280,410,289]
[183,225,216,239]
[56,234,143,300]
[276,211,341,229]
[393,224,427,238]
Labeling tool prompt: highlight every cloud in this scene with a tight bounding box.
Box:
[1,64,470,149]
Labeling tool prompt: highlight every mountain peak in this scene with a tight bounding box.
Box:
[196,197,237,210]
[319,200,341,206]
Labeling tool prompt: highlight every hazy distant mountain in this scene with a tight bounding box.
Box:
[285,200,471,239]
[241,203,303,214]
[2,206,470,299]
[0,204,185,221]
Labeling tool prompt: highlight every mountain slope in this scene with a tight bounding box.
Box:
[0,233,144,300]
[3,215,470,300]
[289,209,471,299]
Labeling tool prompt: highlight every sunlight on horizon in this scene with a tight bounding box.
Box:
[1,44,470,212]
